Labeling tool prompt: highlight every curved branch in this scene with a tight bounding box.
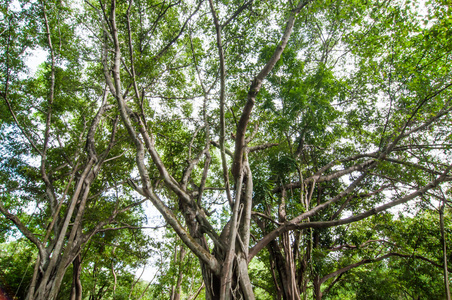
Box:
[273,158,375,193]
[231,0,312,178]
[248,143,279,153]
[152,0,202,61]
[104,0,221,275]
[249,164,452,261]
[320,251,452,287]
[222,0,254,28]
[0,201,44,254]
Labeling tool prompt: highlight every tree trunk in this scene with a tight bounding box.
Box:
[255,200,302,300]
[179,168,257,300]
[170,245,186,300]
[26,162,96,300]
[179,197,221,299]
[194,225,254,299]
[277,189,302,300]
[29,242,85,300]
[440,203,451,300]
[70,254,83,300]
[267,239,301,300]
[313,275,322,300]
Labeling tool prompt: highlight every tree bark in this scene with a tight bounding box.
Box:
[170,245,186,300]
[23,93,120,300]
[255,199,302,300]
[102,1,312,299]
[440,202,451,300]
[313,275,322,300]
[70,254,83,300]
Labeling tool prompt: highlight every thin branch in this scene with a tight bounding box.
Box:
[0,201,44,253]
[209,0,233,209]
[248,143,279,153]
[320,251,452,287]
[152,0,202,61]
[3,97,42,156]
[210,140,233,156]
[222,0,254,28]
[251,211,282,226]
[273,159,375,193]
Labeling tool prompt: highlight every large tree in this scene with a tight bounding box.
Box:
[1,1,152,299]
[1,0,452,299]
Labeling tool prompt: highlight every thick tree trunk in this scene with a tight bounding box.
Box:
[70,254,83,300]
[203,253,253,300]
[179,197,220,299]
[282,232,301,300]
[255,201,302,300]
[26,163,97,300]
[276,189,302,300]
[313,275,322,300]
[179,167,256,299]
[267,239,301,300]
[193,225,254,299]
[28,243,84,300]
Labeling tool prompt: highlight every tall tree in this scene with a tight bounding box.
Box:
[1,1,151,299]
[1,0,452,298]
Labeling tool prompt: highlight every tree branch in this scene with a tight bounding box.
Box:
[231,0,312,178]
[249,163,452,260]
